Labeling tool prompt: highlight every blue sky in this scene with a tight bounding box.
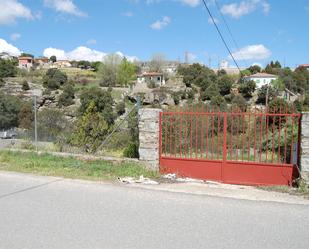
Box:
[0,0,308,68]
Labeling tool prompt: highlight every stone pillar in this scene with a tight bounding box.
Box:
[301,112,309,182]
[138,108,162,170]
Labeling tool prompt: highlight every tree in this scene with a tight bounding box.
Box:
[0,58,17,78]
[79,88,114,126]
[116,101,125,116]
[37,108,70,141]
[248,65,261,74]
[58,83,75,107]
[116,58,137,86]
[21,53,34,58]
[18,103,33,129]
[71,102,109,153]
[0,92,22,129]
[200,84,220,101]
[22,80,30,91]
[99,54,122,87]
[43,68,68,90]
[231,95,247,111]
[238,80,256,98]
[218,75,233,96]
[256,85,277,105]
[50,55,57,63]
[149,53,166,72]
[264,60,281,74]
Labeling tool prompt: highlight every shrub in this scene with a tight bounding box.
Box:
[123,143,139,158]
[57,83,75,107]
[22,80,30,91]
[0,78,5,87]
[238,80,256,98]
[43,68,68,90]
[116,101,126,116]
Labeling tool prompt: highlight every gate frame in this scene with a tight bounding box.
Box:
[159,109,301,186]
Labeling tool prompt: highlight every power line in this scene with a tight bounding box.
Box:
[213,0,247,68]
[201,0,241,73]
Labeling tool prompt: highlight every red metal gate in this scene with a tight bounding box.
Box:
[159,106,301,186]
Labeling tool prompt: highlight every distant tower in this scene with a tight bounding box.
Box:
[220,60,229,69]
[185,51,189,64]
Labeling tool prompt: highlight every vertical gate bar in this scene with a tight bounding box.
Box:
[169,113,172,157]
[190,106,193,158]
[271,114,276,163]
[283,114,288,164]
[180,107,182,158]
[201,106,204,158]
[185,106,188,158]
[223,112,228,181]
[266,112,269,163]
[217,107,221,160]
[259,113,263,162]
[174,108,177,157]
[230,113,233,160]
[164,113,167,156]
[159,112,162,164]
[290,115,295,164]
[236,113,239,161]
[206,112,209,159]
[212,106,215,160]
[195,106,199,159]
[242,112,245,161]
[248,113,251,161]
[254,113,257,161]
[278,107,282,164]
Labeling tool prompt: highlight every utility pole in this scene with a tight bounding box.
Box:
[33,95,38,152]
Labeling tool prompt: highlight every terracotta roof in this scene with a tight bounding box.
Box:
[245,73,278,78]
[299,64,309,68]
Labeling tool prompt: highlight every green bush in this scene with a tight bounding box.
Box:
[116,101,125,116]
[123,143,139,158]
[22,80,30,91]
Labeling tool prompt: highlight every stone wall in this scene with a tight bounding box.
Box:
[301,112,309,182]
[138,108,162,170]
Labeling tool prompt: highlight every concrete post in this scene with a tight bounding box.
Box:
[138,108,162,170]
[301,112,309,182]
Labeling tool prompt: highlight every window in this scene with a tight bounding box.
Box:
[157,77,161,81]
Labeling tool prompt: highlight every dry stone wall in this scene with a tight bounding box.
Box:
[301,112,309,182]
[138,108,162,170]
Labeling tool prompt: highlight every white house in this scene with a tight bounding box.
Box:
[243,73,278,88]
[137,72,165,86]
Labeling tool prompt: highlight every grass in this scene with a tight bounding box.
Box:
[259,180,309,199]
[0,151,159,181]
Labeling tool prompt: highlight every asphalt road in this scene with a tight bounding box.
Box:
[0,172,308,249]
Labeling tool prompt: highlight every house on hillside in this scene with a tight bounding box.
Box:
[243,73,278,88]
[137,72,165,86]
[297,64,309,71]
[18,56,34,70]
[34,57,50,69]
[52,60,72,68]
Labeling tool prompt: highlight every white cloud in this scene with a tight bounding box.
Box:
[10,33,21,41]
[145,0,200,7]
[44,0,87,17]
[0,0,33,25]
[86,39,97,45]
[43,46,138,62]
[229,44,271,60]
[150,16,171,30]
[208,17,219,24]
[123,11,134,17]
[221,0,270,19]
[187,52,197,62]
[0,38,21,56]
[178,0,200,7]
